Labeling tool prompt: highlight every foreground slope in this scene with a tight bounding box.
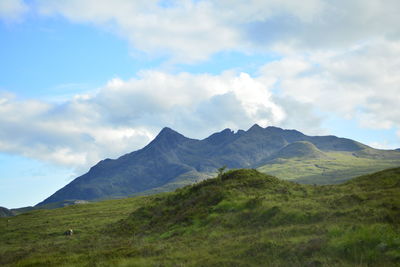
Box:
[1,168,399,266]
[38,124,400,206]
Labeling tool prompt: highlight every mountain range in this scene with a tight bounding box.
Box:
[37,124,400,207]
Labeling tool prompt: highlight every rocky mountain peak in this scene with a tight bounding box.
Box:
[247,123,264,133]
[150,127,190,147]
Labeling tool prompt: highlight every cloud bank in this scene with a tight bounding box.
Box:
[2,41,399,172]
[35,0,400,62]
[0,71,290,172]
[1,0,400,173]
[261,40,400,128]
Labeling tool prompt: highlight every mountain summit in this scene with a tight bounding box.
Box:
[37,124,399,206]
[146,126,192,151]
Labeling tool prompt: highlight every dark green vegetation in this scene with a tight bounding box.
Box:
[1,168,399,266]
[38,125,400,206]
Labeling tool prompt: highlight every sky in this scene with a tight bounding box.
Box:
[1,0,400,208]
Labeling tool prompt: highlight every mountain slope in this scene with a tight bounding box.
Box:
[37,125,400,206]
[258,149,400,184]
[38,127,197,205]
[2,168,400,266]
[0,207,14,217]
[268,141,327,160]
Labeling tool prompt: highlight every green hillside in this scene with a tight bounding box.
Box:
[267,141,327,159]
[258,150,400,184]
[1,168,400,266]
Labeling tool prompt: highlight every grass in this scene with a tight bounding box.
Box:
[1,168,400,266]
[257,151,400,184]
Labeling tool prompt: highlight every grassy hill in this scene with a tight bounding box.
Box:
[258,150,400,184]
[266,141,327,160]
[1,168,399,266]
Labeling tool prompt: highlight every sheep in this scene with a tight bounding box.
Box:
[64,229,73,236]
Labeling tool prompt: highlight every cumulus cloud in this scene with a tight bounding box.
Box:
[244,0,400,51]
[0,92,152,172]
[88,71,285,133]
[272,96,325,136]
[0,71,289,172]
[88,71,287,135]
[259,39,400,133]
[33,0,400,62]
[0,0,28,22]
[36,0,240,62]
[2,41,399,172]
[2,0,400,172]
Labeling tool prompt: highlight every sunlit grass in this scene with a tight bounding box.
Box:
[258,151,400,184]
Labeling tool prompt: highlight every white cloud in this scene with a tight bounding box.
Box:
[90,70,287,136]
[0,0,28,22]
[272,96,325,136]
[0,93,152,172]
[258,39,400,134]
[2,40,400,172]
[36,0,240,63]
[33,0,400,62]
[86,71,287,131]
[2,0,400,171]
[0,71,289,172]
[242,0,400,50]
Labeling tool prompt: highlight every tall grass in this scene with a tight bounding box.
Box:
[1,168,399,266]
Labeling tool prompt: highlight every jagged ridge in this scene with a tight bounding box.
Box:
[37,124,395,206]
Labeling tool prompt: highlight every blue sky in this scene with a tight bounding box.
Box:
[1,0,400,208]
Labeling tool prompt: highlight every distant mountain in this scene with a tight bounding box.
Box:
[0,207,14,217]
[37,124,400,206]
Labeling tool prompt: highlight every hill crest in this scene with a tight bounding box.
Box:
[270,141,327,160]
